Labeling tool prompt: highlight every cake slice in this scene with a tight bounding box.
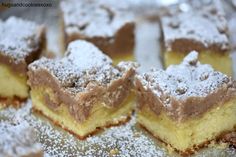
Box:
[28,40,137,138]
[0,16,45,107]
[0,120,43,157]
[161,1,232,76]
[60,0,135,64]
[135,51,236,155]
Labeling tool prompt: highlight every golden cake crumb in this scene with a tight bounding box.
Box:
[109,148,119,156]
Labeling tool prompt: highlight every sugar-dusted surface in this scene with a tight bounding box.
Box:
[29,40,137,94]
[0,109,42,157]
[60,0,135,37]
[137,51,231,100]
[161,2,229,52]
[0,16,44,63]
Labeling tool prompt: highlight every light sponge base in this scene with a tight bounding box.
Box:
[137,98,236,154]
[164,51,232,76]
[31,87,134,138]
[0,64,28,108]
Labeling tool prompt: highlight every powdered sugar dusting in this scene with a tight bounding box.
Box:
[162,5,229,52]
[60,0,135,37]
[29,40,136,94]
[0,16,44,63]
[137,51,231,106]
[0,104,42,157]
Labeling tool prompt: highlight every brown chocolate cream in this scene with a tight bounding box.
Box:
[28,40,137,123]
[135,51,236,122]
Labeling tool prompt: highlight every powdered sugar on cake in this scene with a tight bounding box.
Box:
[162,5,229,52]
[60,0,135,37]
[0,16,44,63]
[29,40,137,93]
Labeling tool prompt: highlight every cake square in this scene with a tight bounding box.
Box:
[135,51,236,155]
[0,120,43,157]
[161,1,232,76]
[0,16,45,107]
[60,0,135,64]
[28,40,137,138]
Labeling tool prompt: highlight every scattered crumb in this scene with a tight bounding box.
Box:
[133,131,141,138]
[109,148,119,156]
[208,140,217,148]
